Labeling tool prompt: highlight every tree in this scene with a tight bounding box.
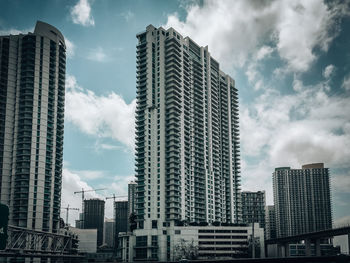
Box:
[173,238,198,261]
[129,212,137,232]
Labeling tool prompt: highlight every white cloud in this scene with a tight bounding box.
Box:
[256,46,274,61]
[65,75,136,150]
[323,64,335,79]
[121,11,135,22]
[342,74,350,91]
[165,0,347,72]
[71,0,95,27]
[61,167,134,225]
[61,168,104,226]
[0,27,34,35]
[65,38,75,58]
[87,46,108,62]
[240,77,350,207]
[334,215,350,227]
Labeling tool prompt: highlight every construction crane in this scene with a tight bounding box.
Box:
[61,204,79,226]
[105,194,128,202]
[73,188,106,228]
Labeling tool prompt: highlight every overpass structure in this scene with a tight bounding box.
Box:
[265,226,350,257]
[0,225,84,261]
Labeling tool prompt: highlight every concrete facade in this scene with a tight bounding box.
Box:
[135,25,241,228]
[273,163,332,238]
[0,21,65,233]
[265,205,276,240]
[127,181,137,231]
[241,191,266,229]
[115,200,128,248]
[131,23,243,263]
[104,218,115,248]
[118,224,264,261]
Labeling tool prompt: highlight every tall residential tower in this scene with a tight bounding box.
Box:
[273,163,332,238]
[241,191,266,229]
[135,25,241,228]
[0,21,65,232]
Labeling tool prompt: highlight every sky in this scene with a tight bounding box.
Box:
[1,0,350,227]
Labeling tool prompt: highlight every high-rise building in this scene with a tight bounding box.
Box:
[0,21,65,232]
[104,218,115,248]
[128,181,137,218]
[115,200,128,248]
[84,198,105,247]
[127,181,137,232]
[135,24,241,229]
[241,191,266,229]
[273,163,332,238]
[126,24,242,261]
[265,205,276,240]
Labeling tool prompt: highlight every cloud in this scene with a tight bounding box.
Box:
[61,167,134,225]
[240,77,350,207]
[334,215,350,227]
[61,168,104,226]
[65,38,75,58]
[256,46,274,61]
[71,0,95,26]
[121,11,135,22]
[332,173,350,194]
[342,74,350,91]
[164,0,348,72]
[65,75,136,150]
[323,64,335,79]
[87,46,108,62]
[0,27,33,35]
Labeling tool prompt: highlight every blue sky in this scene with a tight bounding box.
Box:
[1,0,349,226]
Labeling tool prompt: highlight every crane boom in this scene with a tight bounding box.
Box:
[104,194,127,249]
[73,188,106,228]
[61,204,79,225]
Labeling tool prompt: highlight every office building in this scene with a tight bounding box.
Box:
[115,200,128,247]
[84,198,105,247]
[265,205,276,240]
[127,181,137,230]
[273,163,332,238]
[104,218,115,248]
[241,191,266,229]
[0,21,65,232]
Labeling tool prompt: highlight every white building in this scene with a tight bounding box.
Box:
[135,25,241,227]
[118,224,264,261]
[127,24,246,261]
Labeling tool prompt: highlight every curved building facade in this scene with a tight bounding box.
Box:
[0,21,66,232]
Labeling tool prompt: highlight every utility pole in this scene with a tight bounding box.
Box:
[61,204,79,226]
[74,188,106,228]
[105,194,127,250]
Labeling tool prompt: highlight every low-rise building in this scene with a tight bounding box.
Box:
[70,227,98,253]
[117,224,264,261]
